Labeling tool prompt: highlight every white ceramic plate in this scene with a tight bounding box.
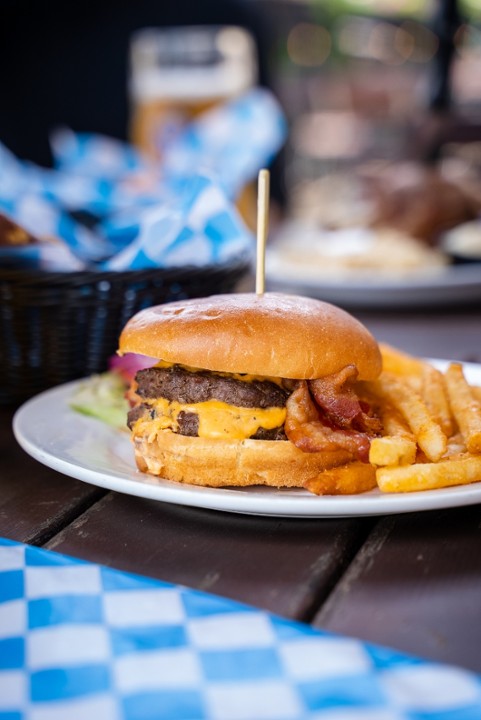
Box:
[266,252,481,309]
[13,362,481,518]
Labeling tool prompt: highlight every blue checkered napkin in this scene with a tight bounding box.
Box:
[50,129,148,179]
[162,88,287,200]
[1,88,284,271]
[0,148,115,270]
[50,130,165,218]
[102,173,253,271]
[1,538,481,720]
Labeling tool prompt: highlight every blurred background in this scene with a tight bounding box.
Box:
[267,0,481,179]
[266,0,481,226]
[2,0,481,205]
[3,0,481,403]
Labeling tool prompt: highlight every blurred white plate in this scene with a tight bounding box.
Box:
[266,250,481,308]
[13,362,481,518]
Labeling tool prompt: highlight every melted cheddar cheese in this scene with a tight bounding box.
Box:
[135,397,286,441]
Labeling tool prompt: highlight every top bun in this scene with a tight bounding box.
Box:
[119,292,381,381]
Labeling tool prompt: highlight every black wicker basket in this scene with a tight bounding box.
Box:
[0,257,250,405]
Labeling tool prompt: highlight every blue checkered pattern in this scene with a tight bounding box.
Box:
[103,173,253,271]
[161,88,287,199]
[1,538,481,720]
[0,87,284,272]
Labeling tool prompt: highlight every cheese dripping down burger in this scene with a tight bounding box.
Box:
[118,292,383,494]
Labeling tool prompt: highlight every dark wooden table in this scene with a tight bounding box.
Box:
[2,302,481,675]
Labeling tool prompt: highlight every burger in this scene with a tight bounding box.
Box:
[118,292,383,494]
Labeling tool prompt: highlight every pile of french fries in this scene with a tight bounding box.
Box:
[307,343,481,495]
[369,343,481,493]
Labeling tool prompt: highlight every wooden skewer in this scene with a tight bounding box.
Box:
[256,169,270,296]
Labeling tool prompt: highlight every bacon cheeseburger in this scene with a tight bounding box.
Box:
[118,293,383,494]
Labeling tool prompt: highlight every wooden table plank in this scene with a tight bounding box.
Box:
[46,490,374,621]
[0,408,106,544]
[313,505,481,673]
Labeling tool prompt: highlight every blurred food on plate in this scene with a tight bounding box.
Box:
[360,161,481,246]
[272,158,481,278]
[0,213,39,248]
[0,213,41,269]
[267,221,448,280]
[441,219,481,263]
[288,172,373,230]
[0,211,85,271]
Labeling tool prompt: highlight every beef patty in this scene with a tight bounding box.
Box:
[129,365,289,440]
[135,365,289,408]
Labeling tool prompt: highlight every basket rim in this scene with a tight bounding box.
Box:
[0,253,253,284]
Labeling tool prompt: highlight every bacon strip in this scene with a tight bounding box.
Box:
[285,381,371,462]
[309,365,382,434]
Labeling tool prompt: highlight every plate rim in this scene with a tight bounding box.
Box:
[12,362,481,518]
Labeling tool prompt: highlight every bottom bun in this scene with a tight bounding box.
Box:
[131,428,372,494]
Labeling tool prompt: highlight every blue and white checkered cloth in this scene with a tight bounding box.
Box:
[1,537,480,720]
[102,173,254,271]
[0,88,285,272]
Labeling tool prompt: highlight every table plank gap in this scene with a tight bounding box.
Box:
[300,518,378,623]
[25,489,109,547]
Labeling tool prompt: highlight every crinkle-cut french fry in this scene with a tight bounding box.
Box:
[372,372,447,462]
[444,363,481,453]
[379,342,425,378]
[305,462,377,496]
[377,453,481,493]
[369,436,417,467]
[472,386,481,403]
[420,364,454,437]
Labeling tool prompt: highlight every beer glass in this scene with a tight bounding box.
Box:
[129,25,257,159]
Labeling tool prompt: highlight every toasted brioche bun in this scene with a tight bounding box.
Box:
[131,430,378,493]
[119,292,381,381]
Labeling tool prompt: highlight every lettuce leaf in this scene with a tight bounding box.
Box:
[70,372,129,429]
